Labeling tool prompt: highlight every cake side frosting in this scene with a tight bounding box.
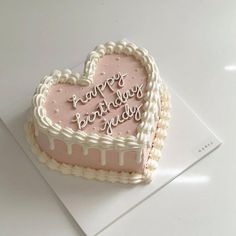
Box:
[28,40,170,183]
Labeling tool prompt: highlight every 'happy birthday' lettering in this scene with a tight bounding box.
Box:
[68,73,127,109]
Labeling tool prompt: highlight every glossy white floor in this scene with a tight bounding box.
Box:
[0,1,235,235]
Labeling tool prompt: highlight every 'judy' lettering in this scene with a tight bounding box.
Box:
[100,104,142,135]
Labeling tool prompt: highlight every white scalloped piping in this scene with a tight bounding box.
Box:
[32,41,162,158]
[25,84,170,184]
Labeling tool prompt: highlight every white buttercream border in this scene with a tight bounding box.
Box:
[25,84,170,184]
[32,40,162,151]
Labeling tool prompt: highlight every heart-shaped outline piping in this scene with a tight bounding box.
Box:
[33,41,161,152]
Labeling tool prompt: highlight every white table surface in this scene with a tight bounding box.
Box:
[0,1,235,235]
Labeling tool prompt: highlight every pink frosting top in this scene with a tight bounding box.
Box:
[45,54,147,136]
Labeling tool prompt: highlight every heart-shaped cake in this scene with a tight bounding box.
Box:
[25,40,170,184]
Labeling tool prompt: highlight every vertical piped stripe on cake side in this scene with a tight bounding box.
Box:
[48,137,55,150]
[136,148,142,163]
[67,143,73,155]
[118,151,124,166]
[82,145,88,156]
[100,149,106,166]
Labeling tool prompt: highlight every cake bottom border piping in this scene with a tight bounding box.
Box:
[24,85,170,184]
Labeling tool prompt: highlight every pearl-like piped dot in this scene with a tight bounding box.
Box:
[115,57,120,61]
[93,127,96,130]
[118,132,121,135]
[58,120,62,124]
[57,88,62,92]
[54,109,59,113]
[100,72,105,76]
[52,100,56,104]
[134,68,138,72]
[126,130,130,134]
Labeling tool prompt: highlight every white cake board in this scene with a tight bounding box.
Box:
[1,82,222,235]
